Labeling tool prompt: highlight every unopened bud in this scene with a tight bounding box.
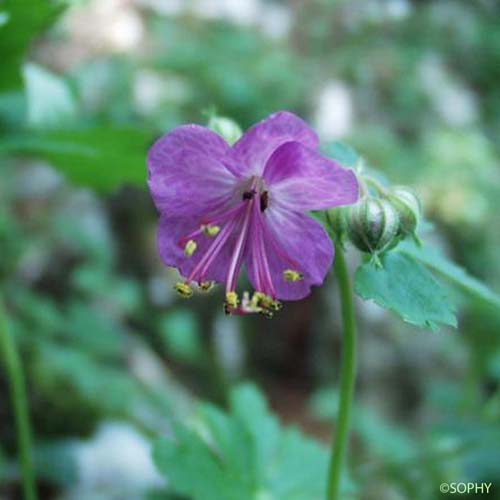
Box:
[346,197,399,254]
[207,115,242,145]
[386,186,421,238]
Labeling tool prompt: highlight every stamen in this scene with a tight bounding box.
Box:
[224,291,239,314]
[242,189,256,200]
[241,291,260,313]
[186,212,241,284]
[269,299,282,311]
[260,191,269,212]
[174,282,193,298]
[283,269,304,282]
[198,281,214,292]
[184,240,197,257]
[225,198,254,293]
[201,224,221,237]
[251,200,276,298]
[250,292,281,317]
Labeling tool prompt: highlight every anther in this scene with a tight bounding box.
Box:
[269,299,282,312]
[251,291,267,308]
[201,224,221,237]
[251,292,278,311]
[174,282,193,298]
[198,281,214,292]
[225,291,239,309]
[283,269,303,282]
[260,191,269,212]
[184,239,197,257]
[242,189,256,201]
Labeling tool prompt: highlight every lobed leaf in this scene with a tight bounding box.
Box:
[153,384,343,500]
[399,241,500,310]
[354,252,457,331]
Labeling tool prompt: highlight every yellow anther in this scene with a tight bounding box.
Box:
[251,291,267,308]
[283,269,303,282]
[225,291,239,309]
[174,282,193,298]
[198,281,214,292]
[201,224,221,237]
[269,300,282,312]
[184,239,197,257]
[250,292,282,316]
[251,292,272,308]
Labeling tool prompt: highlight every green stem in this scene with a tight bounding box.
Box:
[326,244,358,500]
[0,297,37,500]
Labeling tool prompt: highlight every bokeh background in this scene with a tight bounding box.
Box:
[1,0,500,499]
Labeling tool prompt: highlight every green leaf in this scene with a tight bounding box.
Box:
[153,384,345,500]
[398,241,500,310]
[0,0,66,92]
[23,63,77,128]
[355,252,457,331]
[0,127,152,192]
[321,141,360,167]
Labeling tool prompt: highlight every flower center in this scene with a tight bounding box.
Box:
[175,175,284,317]
[242,176,269,212]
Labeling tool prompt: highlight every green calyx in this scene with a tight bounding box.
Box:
[346,197,400,255]
[386,186,421,238]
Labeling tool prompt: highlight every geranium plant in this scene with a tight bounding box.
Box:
[145,111,500,500]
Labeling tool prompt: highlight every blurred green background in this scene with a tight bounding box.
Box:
[1,0,500,499]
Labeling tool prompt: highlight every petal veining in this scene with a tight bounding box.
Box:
[263,141,359,211]
[233,111,319,177]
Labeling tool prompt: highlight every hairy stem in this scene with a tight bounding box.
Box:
[326,244,357,500]
[0,297,37,500]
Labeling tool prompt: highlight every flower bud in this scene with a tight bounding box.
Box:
[346,197,400,254]
[207,115,242,145]
[386,187,421,238]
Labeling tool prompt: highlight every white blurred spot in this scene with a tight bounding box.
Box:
[65,0,144,53]
[135,0,292,40]
[313,80,354,140]
[190,0,261,26]
[133,70,167,115]
[72,422,164,496]
[384,0,411,21]
[419,55,478,127]
[259,3,292,40]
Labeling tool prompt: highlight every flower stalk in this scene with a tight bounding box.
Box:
[326,243,357,500]
[0,296,37,500]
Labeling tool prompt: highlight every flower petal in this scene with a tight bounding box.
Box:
[233,111,319,177]
[147,125,240,217]
[158,214,238,284]
[245,206,334,300]
[263,141,359,211]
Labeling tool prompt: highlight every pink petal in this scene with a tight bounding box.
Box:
[245,206,334,300]
[233,111,319,177]
[263,141,359,211]
[147,125,240,217]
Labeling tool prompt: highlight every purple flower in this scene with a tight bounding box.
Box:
[147,111,358,316]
